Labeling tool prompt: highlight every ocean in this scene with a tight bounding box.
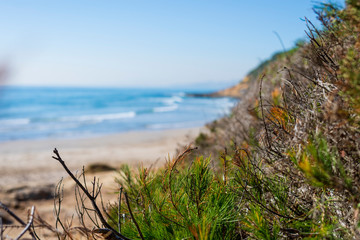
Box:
[0,86,237,141]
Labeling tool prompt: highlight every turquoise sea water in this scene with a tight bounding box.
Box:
[0,86,236,141]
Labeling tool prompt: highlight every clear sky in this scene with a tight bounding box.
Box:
[0,0,345,88]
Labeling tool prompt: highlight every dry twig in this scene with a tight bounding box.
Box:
[0,201,37,240]
[52,148,132,240]
[15,206,35,240]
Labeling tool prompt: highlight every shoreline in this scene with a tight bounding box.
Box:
[0,127,202,189]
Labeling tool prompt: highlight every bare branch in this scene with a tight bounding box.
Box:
[53,148,133,240]
[124,192,145,240]
[118,186,122,233]
[0,201,37,239]
[15,206,35,240]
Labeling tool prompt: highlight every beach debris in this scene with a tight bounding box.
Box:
[85,163,117,173]
[5,184,54,201]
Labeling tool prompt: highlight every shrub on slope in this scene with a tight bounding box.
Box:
[100,1,360,239]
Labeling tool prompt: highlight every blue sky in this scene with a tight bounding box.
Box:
[0,0,345,88]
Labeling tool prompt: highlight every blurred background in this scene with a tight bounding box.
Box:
[0,0,345,141]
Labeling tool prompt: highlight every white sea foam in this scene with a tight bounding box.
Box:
[153,105,178,113]
[163,96,183,105]
[61,112,136,123]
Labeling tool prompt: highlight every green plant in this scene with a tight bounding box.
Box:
[105,2,360,239]
[112,148,240,240]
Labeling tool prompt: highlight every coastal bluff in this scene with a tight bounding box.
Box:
[187,76,250,99]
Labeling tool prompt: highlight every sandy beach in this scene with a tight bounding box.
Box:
[0,128,201,238]
[0,127,201,189]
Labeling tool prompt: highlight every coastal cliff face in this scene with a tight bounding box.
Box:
[208,76,249,98]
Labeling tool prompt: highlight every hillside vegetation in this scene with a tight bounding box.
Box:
[111,1,360,239]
